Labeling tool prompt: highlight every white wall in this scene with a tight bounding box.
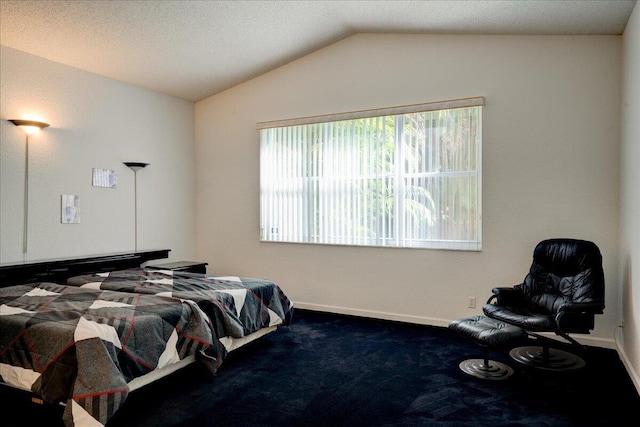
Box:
[195,34,622,347]
[621,4,640,390]
[1,46,196,264]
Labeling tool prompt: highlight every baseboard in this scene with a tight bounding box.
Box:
[292,301,617,350]
[293,301,452,328]
[615,325,640,396]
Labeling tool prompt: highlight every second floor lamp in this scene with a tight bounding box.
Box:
[124,162,149,252]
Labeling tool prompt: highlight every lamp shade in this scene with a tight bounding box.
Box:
[9,119,50,135]
[124,162,149,172]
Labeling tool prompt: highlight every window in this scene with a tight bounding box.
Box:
[258,97,483,250]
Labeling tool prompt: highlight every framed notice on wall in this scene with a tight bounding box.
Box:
[92,168,117,188]
[61,194,80,224]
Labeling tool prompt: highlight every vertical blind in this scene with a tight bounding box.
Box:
[258,97,483,250]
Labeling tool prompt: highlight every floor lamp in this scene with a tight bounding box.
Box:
[9,119,50,254]
[124,162,149,252]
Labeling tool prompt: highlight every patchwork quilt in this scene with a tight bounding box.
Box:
[67,269,294,351]
[0,283,217,427]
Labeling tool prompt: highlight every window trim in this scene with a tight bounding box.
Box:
[256,96,485,130]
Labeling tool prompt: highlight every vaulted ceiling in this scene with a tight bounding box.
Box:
[1,1,636,102]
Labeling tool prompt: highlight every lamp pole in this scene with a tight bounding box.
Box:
[23,133,30,253]
[8,119,50,255]
[124,162,149,252]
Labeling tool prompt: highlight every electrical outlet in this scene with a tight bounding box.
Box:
[468,296,476,309]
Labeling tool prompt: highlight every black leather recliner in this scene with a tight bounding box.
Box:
[483,238,605,370]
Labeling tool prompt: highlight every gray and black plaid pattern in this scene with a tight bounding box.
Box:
[67,268,294,341]
[0,283,216,427]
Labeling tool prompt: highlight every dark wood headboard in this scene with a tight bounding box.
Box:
[0,249,170,287]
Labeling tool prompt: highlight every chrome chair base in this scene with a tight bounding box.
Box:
[509,346,585,370]
[459,358,515,380]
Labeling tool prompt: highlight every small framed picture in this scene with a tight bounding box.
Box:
[92,168,117,188]
[61,194,80,224]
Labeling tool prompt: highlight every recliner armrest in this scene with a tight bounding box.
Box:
[558,302,605,314]
[555,303,604,335]
[486,286,526,306]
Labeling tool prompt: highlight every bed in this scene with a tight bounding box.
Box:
[66,268,294,356]
[0,251,294,427]
[0,282,217,427]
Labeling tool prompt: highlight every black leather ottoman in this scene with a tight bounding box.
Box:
[449,315,526,380]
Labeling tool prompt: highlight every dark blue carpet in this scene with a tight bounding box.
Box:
[3,309,639,426]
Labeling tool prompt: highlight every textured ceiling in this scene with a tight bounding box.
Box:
[0,0,637,102]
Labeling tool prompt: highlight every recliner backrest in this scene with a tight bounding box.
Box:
[516,239,605,314]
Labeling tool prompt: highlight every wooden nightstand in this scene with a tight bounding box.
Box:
[146,261,208,274]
